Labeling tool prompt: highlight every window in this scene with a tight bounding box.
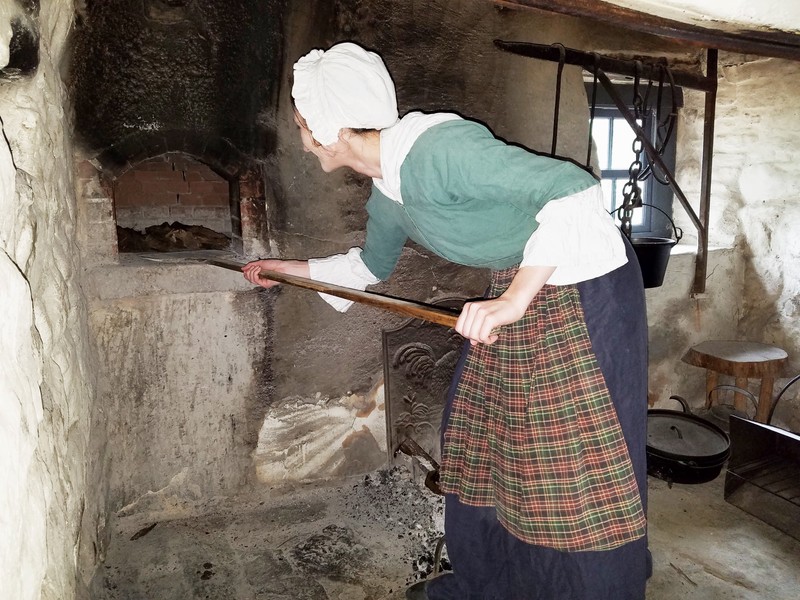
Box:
[586,82,682,237]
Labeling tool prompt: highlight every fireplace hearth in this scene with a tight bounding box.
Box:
[90,466,447,599]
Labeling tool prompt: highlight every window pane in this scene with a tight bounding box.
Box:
[640,181,650,207]
[586,84,676,236]
[591,117,611,169]
[610,118,637,170]
[632,206,643,226]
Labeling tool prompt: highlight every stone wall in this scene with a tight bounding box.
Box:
[647,54,800,432]
[83,263,272,511]
[0,2,96,600]
[705,55,799,429]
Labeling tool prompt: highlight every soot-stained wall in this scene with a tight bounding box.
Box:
[70,0,287,161]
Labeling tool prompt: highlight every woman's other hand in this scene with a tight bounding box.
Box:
[456,297,527,345]
[242,259,310,289]
[456,265,557,345]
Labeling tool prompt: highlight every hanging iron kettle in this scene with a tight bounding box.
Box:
[613,204,683,288]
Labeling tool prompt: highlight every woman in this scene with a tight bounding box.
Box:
[243,42,650,600]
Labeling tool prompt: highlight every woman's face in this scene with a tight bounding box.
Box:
[293,109,349,173]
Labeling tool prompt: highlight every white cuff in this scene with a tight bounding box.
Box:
[521,185,627,285]
[307,247,381,312]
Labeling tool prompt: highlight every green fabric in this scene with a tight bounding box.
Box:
[362,119,598,280]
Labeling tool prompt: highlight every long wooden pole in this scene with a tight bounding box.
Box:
[205,257,461,328]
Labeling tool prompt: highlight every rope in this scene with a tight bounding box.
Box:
[586,54,599,170]
[550,43,566,156]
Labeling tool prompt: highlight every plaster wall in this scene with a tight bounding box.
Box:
[88,1,800,500]
[0,3,15,67]
[269,0,599,406]
[643,248,743,407]
[69,0,618,512]
[0,2,95,600]
[241,0,600,485]
[257,10,800,472]
[608,0,800,33]
[716,58,800,360]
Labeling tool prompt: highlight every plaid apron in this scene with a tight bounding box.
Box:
[439,267,647,552]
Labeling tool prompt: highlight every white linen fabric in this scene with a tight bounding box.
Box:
[292,42,399,146]
[521,184,627,284]
[307,247,380,312]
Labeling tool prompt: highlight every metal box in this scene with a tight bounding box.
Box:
[724,415,800,541]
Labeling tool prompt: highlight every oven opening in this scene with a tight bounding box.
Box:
[114,152,238,254]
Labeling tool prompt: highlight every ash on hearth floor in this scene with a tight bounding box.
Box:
[89,467,447,600]
[90,467,800,600]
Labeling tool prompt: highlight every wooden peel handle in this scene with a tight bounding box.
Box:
[208,258,460,328]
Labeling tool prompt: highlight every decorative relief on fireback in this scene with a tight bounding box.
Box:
[383,298,465,464]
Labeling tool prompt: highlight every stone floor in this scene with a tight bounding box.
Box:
[91,467,800,600]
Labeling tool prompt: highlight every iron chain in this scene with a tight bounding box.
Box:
[619,69,645,238]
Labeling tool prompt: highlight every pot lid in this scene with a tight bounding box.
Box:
[647,411,730,458]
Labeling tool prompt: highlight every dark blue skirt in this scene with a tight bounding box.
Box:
[428,237,650,600]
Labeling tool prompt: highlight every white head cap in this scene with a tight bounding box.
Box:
[292,42,399,146]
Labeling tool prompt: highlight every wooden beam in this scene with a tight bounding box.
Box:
[495,40,715,92]
[694,49,718,294]
[491,0,800,61]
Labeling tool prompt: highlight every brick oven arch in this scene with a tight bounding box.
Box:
[78,130,270,260]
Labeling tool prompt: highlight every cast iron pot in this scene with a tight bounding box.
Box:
[646,395,731,485]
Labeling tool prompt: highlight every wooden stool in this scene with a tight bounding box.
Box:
[682,340,788,423]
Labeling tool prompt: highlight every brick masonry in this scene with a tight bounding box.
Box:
[114,153,232,234]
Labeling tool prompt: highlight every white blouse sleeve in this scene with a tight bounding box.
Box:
[307,247,381,312]
[520,184,628,285]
